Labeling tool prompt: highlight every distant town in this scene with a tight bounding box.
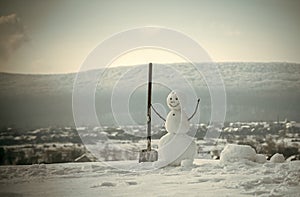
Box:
[0,120,299,165]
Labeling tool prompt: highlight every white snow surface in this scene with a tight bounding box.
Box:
[0,159,300,197]
[255,154,267,164]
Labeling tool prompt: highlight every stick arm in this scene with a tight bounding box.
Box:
[188,98,200,121]
[151,104,166,122]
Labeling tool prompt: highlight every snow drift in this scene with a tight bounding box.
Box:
[0,158,299,197]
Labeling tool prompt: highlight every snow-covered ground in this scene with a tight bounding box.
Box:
[0,158,299,197]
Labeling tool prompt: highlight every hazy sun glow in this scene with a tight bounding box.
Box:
[109,48,187,67]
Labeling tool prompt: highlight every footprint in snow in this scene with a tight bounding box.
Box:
[126,181,138,185]
[91,182,116,188]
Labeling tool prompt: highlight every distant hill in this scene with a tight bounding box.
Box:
[0,62,300,128]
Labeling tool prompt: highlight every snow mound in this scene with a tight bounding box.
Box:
[270,153,285,163]
[220,144,256,163]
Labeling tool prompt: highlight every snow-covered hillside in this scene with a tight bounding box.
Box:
[0,62,300,127]
[0,158,299,197]
[1,62,300,94]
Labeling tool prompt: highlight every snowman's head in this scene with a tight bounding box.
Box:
[167,91,181,110]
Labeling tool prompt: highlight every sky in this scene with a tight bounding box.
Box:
[0,0,299,74]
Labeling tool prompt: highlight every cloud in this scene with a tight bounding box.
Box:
[0,13,28,60]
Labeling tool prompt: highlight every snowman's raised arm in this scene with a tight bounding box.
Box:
[188,98,200,121]
[151,104,166,122]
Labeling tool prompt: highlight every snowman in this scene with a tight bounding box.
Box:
[152,91,200,167]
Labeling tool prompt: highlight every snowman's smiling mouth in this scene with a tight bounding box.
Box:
[169,103,179,108]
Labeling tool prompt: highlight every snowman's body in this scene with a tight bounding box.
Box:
[158,133,196,166]
[158,91,196,166]
[165,110,189,134]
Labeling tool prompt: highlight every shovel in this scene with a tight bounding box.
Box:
[138,63,158,162]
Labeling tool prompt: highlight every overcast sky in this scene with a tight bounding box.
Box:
[0,0,299,74]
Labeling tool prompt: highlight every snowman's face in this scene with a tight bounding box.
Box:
[167,91,181,110]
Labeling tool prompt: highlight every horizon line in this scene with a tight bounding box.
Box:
[1,61,300,75]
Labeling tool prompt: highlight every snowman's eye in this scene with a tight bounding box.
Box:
[175,97,178,100]
[170,98,172,100]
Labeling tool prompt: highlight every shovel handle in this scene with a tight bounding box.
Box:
[147,63,152,151]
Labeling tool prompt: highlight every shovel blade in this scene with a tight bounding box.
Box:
[138,149,158,163]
